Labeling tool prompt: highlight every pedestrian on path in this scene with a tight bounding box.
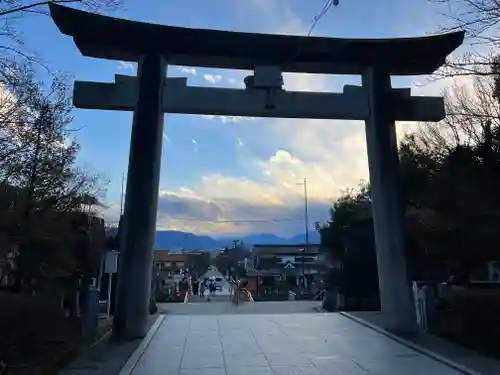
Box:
[200,282,205,297]
[210,280,216,295]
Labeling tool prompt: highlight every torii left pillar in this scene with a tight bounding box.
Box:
[114,54,166,339]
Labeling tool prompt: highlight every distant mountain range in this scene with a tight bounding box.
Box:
[106,228,321,251]
[155,230,321,251]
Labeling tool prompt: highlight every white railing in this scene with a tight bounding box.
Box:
[313,289,326,301]
[232,288,254,304]
[242,288,254,303]
[412,281,434,331]
[488,262,500,282]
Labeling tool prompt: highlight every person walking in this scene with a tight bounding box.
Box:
[210,280,215,295]
[199,282,205,298]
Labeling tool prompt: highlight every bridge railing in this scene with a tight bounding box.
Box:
[231,287,254,305]
[242,288,254,303]
[313,289,326,301]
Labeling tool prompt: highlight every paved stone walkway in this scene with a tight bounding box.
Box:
[158,301,319,315]
[348,311,500,375]
[61,314,159,375]
[128,313,464,375]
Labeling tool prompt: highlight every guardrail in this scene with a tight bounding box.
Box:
[242,288,254,303]
[231,288,254,305]
[313,289,326,301]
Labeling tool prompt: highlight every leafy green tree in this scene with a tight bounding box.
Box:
[0,64,108,292]
[316,183,371,262]
[215,243,250,278]
[187,252,211,278]
[319,59,500,284]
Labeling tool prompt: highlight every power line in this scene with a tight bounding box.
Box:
[165,216,302,223]
[308,0,340,36]
[104,216,302,226]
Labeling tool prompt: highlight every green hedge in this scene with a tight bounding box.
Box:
[437,288,500,358]
[0,292,82,374]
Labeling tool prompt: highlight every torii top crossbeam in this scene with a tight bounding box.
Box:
[49,4,464,75]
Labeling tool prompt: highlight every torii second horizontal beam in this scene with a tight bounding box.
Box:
[73,78,445,122]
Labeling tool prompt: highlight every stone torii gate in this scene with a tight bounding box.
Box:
[49,4,464,339]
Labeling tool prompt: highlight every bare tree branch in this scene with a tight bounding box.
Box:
[429,0,500,77]
[416,60,500,156]
[0,0,124,65]
[0,0,77,17]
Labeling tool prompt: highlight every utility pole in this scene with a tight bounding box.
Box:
[119,173,125,215]
[296,178,309,248]
[303,178,307,289]
[303,178,309,248]
[296,178,309,291]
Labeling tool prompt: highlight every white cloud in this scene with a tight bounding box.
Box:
[203,74,222,84]
[102,148,351,236]
[174,66,197,75]
[101,146,337,236]
[221,116,255,123]
[200,114,256,124]
[200,115,215,120]
[191,138,199,152]
[102,182,330,237]
[117,61,136,73]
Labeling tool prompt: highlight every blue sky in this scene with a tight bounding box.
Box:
[15,0,461,236]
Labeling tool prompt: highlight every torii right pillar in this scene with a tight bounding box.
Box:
[362,67,415,333]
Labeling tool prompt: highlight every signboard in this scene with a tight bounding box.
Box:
[104,250,119,274]
[276,256,294,264]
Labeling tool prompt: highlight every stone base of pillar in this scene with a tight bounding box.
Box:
[381,309,417,335]
[114,316,149,340]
